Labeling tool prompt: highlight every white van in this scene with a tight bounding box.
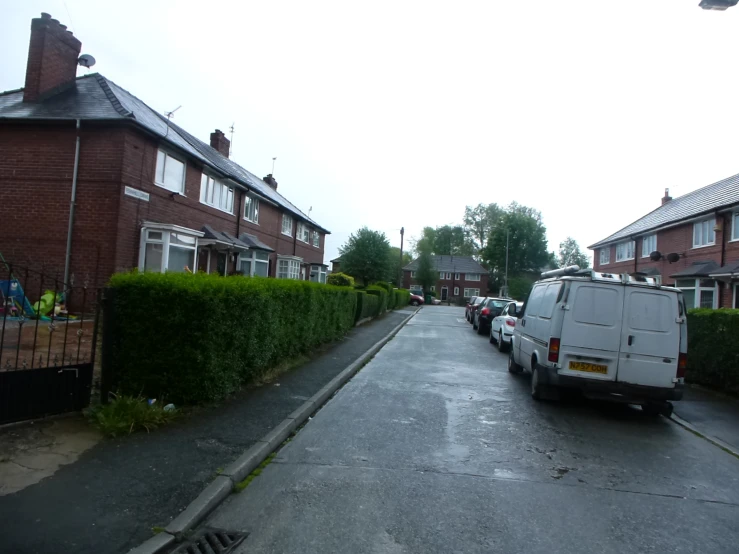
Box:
[508,266,687,416]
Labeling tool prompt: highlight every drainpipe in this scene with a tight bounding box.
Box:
[63,119,81,291]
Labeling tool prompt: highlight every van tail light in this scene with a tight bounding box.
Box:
[505,319,516,327]
[548,338,561,363]
[677,353,687,379]
[480,308,490,316]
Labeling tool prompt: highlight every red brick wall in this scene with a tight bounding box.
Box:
[402,271,489,297]
[592,212,738,308]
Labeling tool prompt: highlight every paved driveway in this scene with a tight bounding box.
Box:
[206,306,739,553]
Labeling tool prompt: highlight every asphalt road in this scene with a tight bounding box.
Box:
[206,306,739,554]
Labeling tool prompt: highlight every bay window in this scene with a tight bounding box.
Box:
[309,264,327,283]
[676,278,718,309]
[155,150,186,193]
[139,225,202,273]
[464,288,480,297]
[200,174,234,213]
[277,256,301,279]
[238,250,270,277]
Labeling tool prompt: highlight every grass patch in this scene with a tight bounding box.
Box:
[151,526,166,535]
[86,394,178,438]
[234,453,276,492]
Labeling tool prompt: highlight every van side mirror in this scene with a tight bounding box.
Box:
[509,306,517,317]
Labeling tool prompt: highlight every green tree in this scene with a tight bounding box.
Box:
[483,203,549,276]
[339,227,392,286]
[415,251,437,293]
[558,237,590,269]
[388,246,412,286]
[463,203,504,255]
[434,225,474,256]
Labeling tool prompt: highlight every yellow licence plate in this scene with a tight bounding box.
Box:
[569,361,608,374]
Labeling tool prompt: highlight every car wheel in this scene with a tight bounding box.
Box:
[497,331,507,352]
[411,300,419,306]
[472,317,478,330]
[489,326,495,344]
[508,349,522,374]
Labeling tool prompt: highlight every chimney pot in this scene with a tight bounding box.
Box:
[661,187,672,206]
[209,129,230,158]
[263,174,278,190]
[23,13,82,103]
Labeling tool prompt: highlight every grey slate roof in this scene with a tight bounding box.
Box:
[589,173,739,249]
[0,74,329,234]
[670,261,720,278]
[239,233,274,252]
[403,255,488,274]
[201,225,251,251]
[709,261,739,276]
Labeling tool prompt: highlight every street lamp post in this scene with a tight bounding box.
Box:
[399,227,405,288]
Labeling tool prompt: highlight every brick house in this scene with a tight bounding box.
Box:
[0,13,329,300]
[589,175,739,309]
[402,255,489,301]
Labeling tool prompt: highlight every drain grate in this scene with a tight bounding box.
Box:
[171,528,248,554]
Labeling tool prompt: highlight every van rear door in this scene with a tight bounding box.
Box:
[617,287,679,389]
[559,283,622,382]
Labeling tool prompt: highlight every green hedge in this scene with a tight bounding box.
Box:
[107,273,357,404]
[354,290,379,321]
[686,308,739,394]
[395,289,410,308]
[372,282,395,309]
[365,285,388,314]
[327,272,355,287]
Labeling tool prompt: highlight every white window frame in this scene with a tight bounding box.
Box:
[309,264,327,283]
[312,230,320,248]
[439,271,445,279]
[465,273,481,281]
[676,278,719,309]
[138,223,203,273]
[454,273,460,280]
[154,149,186,194]
[281,214,293,236]
[277,256,301,279]
[430,286,436,292]
[199,173,234,214]
[615,240,635,262]
[237,250,269,277]
[641,234,657,258]
[732,212,739,242]
[454,286,460,295]
[693,218,716,248]
[243,194,259,223]
[410,271,416,278]
[463,288,480,297]
[599,248,610,265]
[297,222,310,243]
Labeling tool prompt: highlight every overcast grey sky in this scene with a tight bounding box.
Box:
[2,1,738,264]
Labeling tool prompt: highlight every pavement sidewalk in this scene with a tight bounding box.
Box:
[0,307,414,554]
[673,385,739,455]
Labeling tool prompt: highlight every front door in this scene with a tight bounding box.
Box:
[441,286,448,301]
[616,288,680,388]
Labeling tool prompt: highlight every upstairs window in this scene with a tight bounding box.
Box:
[312,230,321,248]
[155,150,186,193]
[599,248,610,265]
[200,174,234,214]
[298,222,310,243]
[243,194,259,223]
[466,273,481,281]
[282,214,293,236]
[693,218,715,248]
[732,212,739,241]
[642,234,657,258]
[615,240,635,262]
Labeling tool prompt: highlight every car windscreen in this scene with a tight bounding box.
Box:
[474,298,485,305]
[491,300,508,308]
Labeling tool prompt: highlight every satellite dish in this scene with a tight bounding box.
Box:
[78,54,96,68]
[666,252,680,263]
[649,251,662,261]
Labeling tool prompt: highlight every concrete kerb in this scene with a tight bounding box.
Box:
[127,307,419,553]
[669,413,739,459]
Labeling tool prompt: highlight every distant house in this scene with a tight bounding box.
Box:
[402,255,489,300]
[589,176,739,309]
[0,13,329,295]
[330,256,343,274]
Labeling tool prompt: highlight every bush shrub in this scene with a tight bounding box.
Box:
[107,272,357,404]
[87,394,178,437]
[686,308,739,394]
[327,272,355,287]
[356,290,380,319]
[395,289,410,308]
[365,285,388,314]
[372,282,395,309]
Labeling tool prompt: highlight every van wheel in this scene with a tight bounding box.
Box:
[508,349,522,374]
[531,366,544,400]
[642,403,662,417]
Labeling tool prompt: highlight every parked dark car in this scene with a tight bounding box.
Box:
[473,297,514,335]
[465,296,479,321]
[467,296,486,324]
[409,292,425,306]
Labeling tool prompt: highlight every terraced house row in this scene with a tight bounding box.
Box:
[0,13,329,291]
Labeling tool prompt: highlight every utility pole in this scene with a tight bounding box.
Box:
[503,228,509,297]
[399,227,405,287]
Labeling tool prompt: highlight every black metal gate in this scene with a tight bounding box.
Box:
[0,262,100,425]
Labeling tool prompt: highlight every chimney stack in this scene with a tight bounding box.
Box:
[209,129,230,157]
[661,188,672,206]
[263,174,278,190]
[24,13,82,103]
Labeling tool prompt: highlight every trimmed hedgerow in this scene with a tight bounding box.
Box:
[354,290,379,321]
[372,282,395,309]
[395,289,410,308]
[365,285,388,314]
[327,272,355,287]
[686,308,739,394]
[107,272,356,404]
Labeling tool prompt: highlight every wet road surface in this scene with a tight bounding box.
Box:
[205,306,739,553]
